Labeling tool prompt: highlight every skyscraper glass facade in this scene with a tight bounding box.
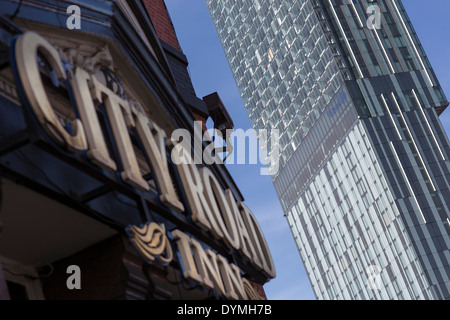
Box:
[206,0,450,299]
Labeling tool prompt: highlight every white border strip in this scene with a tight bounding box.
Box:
[373,29,395,74]
[328,0,363,78]
[350,0,395,74]
[390,141,427,224]
[391,0,433,86]
[381,94,402,140]
[348,0,364,28]
[391,93,436,191]
[412,89,446,161]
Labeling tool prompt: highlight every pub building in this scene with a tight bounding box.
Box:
[0,0,276,300]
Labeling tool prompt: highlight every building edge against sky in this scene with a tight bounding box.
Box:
[206,0,450,299]
[0,0,276,300]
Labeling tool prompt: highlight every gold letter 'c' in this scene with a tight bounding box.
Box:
[15,32,88,152]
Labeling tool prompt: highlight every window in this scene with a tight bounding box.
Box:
[1,258,45,300]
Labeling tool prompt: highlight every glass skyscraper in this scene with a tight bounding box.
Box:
[206,0,450,299]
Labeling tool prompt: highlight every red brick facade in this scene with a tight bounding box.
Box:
[144,1,211,132]
[143,0,182,52]
[0,264,9,300]
[193,112,208,132]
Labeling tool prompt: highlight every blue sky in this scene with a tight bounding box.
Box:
[164,0,450,300]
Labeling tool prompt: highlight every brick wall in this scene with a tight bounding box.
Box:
[0,263,10,300]
[143,0,182,52]
[193,112,208,132]
[143,0,211,131]
[41,236,128,300]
